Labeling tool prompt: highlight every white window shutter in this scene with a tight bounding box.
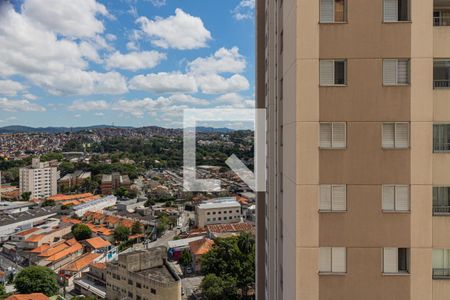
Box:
[384,0,398,22]
[382,185,395,211]
[320,60,334,86]
[383,59,398,85]
[320,0,334,23]
[332,185,346,211]
[384,247,398,273]
[395,123,409,148]
[320,185,332,211]
[397,60,409,84]
[332,247,346,273]
[382,123,395,148]
[395,186,409,211]
[332,123,346,148]
[319,247,332,272]
[320,123,332,148]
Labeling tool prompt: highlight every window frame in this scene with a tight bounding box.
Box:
[382,59,410,86]
[383,0,411,23]
[319,0,348,24]
[320,122,347,149]
[319,59,348,86]
[382,122,410,149]
[319,184,347,212]
[383,247,410,274]
[382,185,410,213]
[319,247,347,274]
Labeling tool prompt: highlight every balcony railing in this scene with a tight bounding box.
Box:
[433,268,450,279]
[434,80,450,88]
[433,206,450,215]
[434,16,450,26]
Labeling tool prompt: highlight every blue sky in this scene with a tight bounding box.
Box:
[0,0,255,128]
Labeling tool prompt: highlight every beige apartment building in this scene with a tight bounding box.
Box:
[195,197,242,228]
[257,0,450,299]
[19,158,59,199]
[106,247,181,300]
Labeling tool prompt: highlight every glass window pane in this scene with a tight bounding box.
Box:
[334,60,346,85]
[335,0,346,22]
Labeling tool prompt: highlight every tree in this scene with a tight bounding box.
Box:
[113,225,130,242]
[200,274,238,300]
[156,214,169,236]
[131,221,143,234]
[200,234,255,298]
[0,284,6,297]
[72,224,92,241]
[21,192,31,201]
[179,249,193,268]
[41,200,55,207]
[14,266,59,296]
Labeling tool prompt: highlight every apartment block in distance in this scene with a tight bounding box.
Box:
[255,0,450,299]
[195,197,242,228]
[19,158,59,199]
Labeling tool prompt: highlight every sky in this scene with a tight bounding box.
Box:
[0,0,255,128]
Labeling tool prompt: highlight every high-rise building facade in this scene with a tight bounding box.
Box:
[256,0,450,299]
[19,158,59,199]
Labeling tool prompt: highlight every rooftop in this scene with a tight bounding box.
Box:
[85,236,111,249]
[189,238,214,256]
[137,265,178,284]
[47,193,93,202]
[5,293,49,300]
[206,222,254,234]
[197,197,240,210]
[61,252,101,272]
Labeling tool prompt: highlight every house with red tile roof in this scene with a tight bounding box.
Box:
[206,222,255,239]
[59,252,102,285]
[189,238,214,272]
[29,238,83,271]
[83,236,111,253]
[5,293,49,300]
[21,224,71,249]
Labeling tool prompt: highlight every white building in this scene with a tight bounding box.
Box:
[19,158,59,199]
[72,195,117,217]
[195,197,242,228]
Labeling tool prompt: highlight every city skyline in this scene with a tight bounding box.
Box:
[0,0,255,128]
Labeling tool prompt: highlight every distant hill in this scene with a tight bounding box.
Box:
[0,125,132,134]
[0,125,236,134]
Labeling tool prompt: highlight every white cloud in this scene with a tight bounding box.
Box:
[196,74,250,94]
[0,2,127,96]
[0,80,25,97]
[215,93,255,108]
[23,93,38,100]
[150,0,166,7]
[105,51,166,71]
[22,0,110,38]
[137,8,211,50]
[95,112,105,116]
[232,0,255,20]
[0,98,46,112]
[69,100,108,111]
[188,47,246,75]
[129,72,198,93]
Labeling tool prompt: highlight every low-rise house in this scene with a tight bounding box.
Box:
[106,247,181,300]
[59,252,102,286]
[30,238,83,271]
[83,236,112,254]
[10,227,41,243]
[21,224,71,250]
[5,293,49,300]
[189,238,214,273]
[100,173,131,195]
[206,222,255,239]
[72,195,117,217]
[167,236,204,261]
[58,171,91,190]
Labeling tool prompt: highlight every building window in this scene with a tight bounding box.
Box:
[136,282,142,288]
[382,185,410,212]
[383,248,409,274]
[433,249,450,279]
[128,279,133,285]
[224,217,227,220]
[383,59,410,85]
[320,122,346,149]
[151,288,156,294]
[434,60,450,88]
[382,123,409,149]
[128,292,133,298]
[320,0,347,23]
[319,185,347,212]
[384,0,409,22]
[433,124,450,151]
[319,247,347,273]
[433,187,450,215]
[207,212,210,215]
[320,60,347,86]
[207,218,211,221]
